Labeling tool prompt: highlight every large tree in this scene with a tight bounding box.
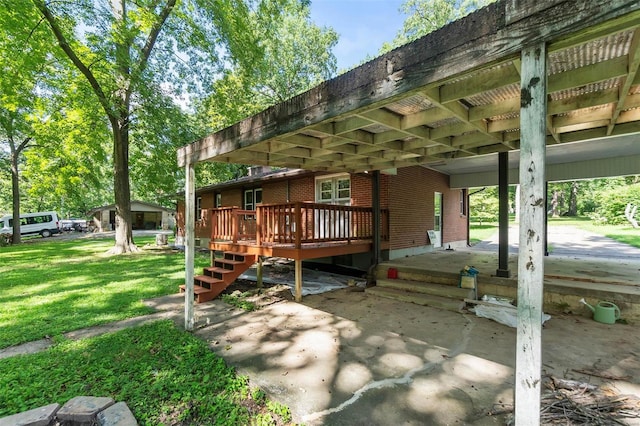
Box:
[381,0,496,53]
[0,2,51,243]
[31,0,290,253]
[195,0,338,186]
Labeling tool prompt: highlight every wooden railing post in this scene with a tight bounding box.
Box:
[295,202,302,249]
[210,209,218,241]
[232,208,239,243]
[256,206,262,246]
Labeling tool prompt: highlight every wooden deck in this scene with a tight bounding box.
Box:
[206,202,389,261]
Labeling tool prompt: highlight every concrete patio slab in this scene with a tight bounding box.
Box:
[192,289,640,425]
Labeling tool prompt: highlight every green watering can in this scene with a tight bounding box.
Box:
[579,298,621,324]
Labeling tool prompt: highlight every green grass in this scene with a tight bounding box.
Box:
[0,320,292,425]
[469,223,498,244]
[0,236,208,349]
[0,236,295,425]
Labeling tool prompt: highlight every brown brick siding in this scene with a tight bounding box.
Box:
[388,166,467,250]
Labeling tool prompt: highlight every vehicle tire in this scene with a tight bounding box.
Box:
[41,229,51,238]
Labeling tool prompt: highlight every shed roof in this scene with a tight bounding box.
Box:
[87,200,174,215]
[177,0,640,183]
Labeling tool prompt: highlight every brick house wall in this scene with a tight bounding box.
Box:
[388,167,467,254]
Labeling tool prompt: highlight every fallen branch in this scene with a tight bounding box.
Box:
[497,376,640,425]
[571,368,632,381]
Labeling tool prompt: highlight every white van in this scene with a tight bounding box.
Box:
[0,211,61,238]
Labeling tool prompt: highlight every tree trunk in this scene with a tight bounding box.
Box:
[567,181,578,216]
[551,190,559,217]
[10,147,21,244]
[108,117,138,254]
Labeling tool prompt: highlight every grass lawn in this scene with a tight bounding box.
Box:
[0,320,292,425]
[469,223,498,244]
[0,236,294,425]
[0,236,208,349]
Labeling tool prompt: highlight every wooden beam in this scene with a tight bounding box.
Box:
[516,43,547,425]
[184,162,195,331]
[548,56,628,93]
[608,27,640,134]
[177,1,640,167]
[440,64,521,103]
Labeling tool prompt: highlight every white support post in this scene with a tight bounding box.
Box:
[516,43,547,424]
[184,162,195,331]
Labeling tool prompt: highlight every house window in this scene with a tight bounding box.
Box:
[244,188,262,210]
[196,196,202,221]
[316,175,351,205]
[460,189,467,216]
[215,193,222,208]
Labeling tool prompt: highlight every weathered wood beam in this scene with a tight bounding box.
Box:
[608,28,640,134]
[177,0,640,168]
[440,64,521,102]
[401,107,453,128]
[555,119,610,134]
[515,43,547,425]
[281,134,324,149]
[548,56,628,93]
[552,105,613,128]
[422,86,506,148]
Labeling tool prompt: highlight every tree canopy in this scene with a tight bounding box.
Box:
[0,0,337,251]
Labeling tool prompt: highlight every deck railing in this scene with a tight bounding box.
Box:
[210,202,389,248]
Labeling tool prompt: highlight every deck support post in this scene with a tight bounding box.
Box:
[184,161,195,331]
[257,256,263,289]
[294,258,302,302]
[515,42,547,425]
[372,170,381,266]
[496,151,511,277]
[544,182,549,256]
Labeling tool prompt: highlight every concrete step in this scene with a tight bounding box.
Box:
[366,287,465,312]
[377,278,475,299]
[377,263,460,286]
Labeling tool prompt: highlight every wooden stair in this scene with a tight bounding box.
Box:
[367,264,475,312]
[180,251,256,303]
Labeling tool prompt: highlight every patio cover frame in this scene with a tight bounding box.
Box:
[177,1,640,422]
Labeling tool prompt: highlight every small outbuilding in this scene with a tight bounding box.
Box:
[88,200,175,232]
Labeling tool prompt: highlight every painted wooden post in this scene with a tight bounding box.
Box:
[294,202,302,249]
[184,162,195,331]
[257,256,263,289]
[497,151,510,277]
[294,258,302,302]
[256,205,262,246]
[516,43,547,425]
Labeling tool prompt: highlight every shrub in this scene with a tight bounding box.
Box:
[594,183,640,225]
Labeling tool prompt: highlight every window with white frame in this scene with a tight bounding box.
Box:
[460,189,467,216]
[316,175,351,205]
[215,193,222,208]
[196,196,202,221]
[244,188,262,210]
